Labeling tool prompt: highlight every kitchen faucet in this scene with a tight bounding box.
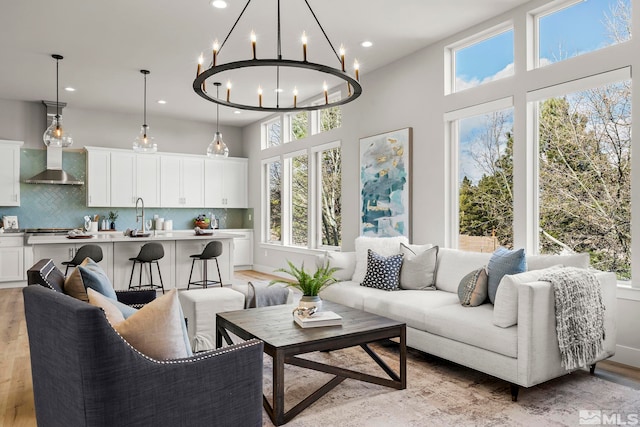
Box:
[135,197,145,233]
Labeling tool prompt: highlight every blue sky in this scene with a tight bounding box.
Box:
[456,0,630,83]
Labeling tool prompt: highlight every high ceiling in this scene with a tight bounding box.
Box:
[0,0,528,127]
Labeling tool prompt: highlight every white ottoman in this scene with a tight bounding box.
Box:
[178,288,245,352]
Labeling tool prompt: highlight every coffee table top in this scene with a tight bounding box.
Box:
[217,300,404,350]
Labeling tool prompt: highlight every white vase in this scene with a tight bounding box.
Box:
[298,295,322,311]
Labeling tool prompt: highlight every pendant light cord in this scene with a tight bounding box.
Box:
[216,84,220,133]
[55,57,60,120]
[143,72,147,128]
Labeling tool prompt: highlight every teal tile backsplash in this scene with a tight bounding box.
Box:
[1,148,253,230]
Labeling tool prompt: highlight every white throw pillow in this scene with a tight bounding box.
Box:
[320,251,356,281]
[493,265,563,328]
[87,288,125,325]
[352,236,409,283]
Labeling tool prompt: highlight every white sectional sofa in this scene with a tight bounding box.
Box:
[318,241,617,400]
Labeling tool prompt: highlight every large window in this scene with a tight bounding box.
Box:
[311,93,342,134]
[534,0,631,68]
[288,152,309,247]
[449,25,514,93]
[264,159,282,242]
[448,100,514,252]
[262,118,282,149]
[531,71,631,280]
[317,144,342,247]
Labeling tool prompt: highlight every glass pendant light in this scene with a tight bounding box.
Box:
[207,82,229,158]
[43,54,73,147]
[133,69,157,153]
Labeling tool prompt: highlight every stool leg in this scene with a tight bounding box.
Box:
[188,259,196,290]
[65,265,70,277]
[203,260,208,289]
[148,262,154,290]
[129,260,136,290]
[138,260,143,289]
[155,261,165,294]
[215,258,222,287]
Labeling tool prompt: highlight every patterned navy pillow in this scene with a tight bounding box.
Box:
[360,249,404,291]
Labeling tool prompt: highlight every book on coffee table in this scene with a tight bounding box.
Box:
[294,311,342,328]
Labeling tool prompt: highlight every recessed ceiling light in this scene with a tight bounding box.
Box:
[210,0,227,8]
[64,87,76,92]
[233,110,241,114]
[361,41,373,48]
[157,100,167,104]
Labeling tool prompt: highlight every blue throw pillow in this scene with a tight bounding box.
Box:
[361,249,404,291]
[487,247,526,304]
[111,298,138,319]
[78,258,118,300]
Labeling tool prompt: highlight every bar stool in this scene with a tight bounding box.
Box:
[187,241,223,290]
[128,242,165,293]
[62,244,104,276]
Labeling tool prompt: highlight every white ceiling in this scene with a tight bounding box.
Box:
[0,0,528,127]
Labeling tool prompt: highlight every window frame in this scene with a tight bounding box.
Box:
[312,140,342,250]
[261,117,283,150]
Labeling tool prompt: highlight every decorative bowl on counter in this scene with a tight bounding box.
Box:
[194,219,210,229]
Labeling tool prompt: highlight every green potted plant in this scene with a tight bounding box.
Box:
[108,211,119,230]
[270,260,340,310]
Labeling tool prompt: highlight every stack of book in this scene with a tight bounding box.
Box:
[294,311,342,328]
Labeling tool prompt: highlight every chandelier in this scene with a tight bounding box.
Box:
[193,0,362,112]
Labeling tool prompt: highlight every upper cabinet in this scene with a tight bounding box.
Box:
[160,155,204,208]
[205,158,248,208]
[0,140,23,207]
[86,147,247,209]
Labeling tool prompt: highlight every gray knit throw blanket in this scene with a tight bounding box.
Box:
[539,267,605,370]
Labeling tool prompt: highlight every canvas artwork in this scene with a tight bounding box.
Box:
[359,128,412,238]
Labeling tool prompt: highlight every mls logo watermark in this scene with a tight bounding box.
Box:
[580,410,639,425]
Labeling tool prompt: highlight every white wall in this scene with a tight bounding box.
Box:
[244,0,640,368]
[0,98,243,156]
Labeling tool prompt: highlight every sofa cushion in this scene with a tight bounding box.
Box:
[361,250,403,291]
[527,253,589,270]
[362,289,461,331]
[320,281,379,310]
[318,251,356,281]
[399,244,438,290]
[78,258,118,300]
[487,247,526,304]
[114,289,192,360]
[435,248,492,293]
[87,288,126,325]
[424,303,518,358]
[457,267,488,306]
[352,236,409,283]
[63,265,90,302]
[493,265,563,328]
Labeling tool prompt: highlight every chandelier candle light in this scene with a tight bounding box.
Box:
[193,0,362,113]
[43,54,73,148]
[133,70,157,153]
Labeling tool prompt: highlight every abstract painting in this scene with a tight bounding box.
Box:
[359,128,412,238]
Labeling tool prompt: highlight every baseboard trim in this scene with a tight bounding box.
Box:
[610,345,640,368]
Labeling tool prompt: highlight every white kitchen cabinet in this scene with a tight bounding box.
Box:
[32,242,114,282]
[229,230,253,268]
[0,236,24,282]
[86,148,111,207]
[160,155,204,208]
[0,140,23,206]
[110,151,161,208]
[174,239,234,289]
[111,240,175,291]
[204,158,248,208]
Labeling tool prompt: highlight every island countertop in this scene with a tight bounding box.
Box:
[26,230,242,245]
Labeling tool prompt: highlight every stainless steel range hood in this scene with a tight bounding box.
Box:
[24,101,84,185]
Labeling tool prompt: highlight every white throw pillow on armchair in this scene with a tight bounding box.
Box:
[352,236,409,283]
[317,251,357,282]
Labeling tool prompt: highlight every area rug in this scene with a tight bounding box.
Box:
[261,342,640,426]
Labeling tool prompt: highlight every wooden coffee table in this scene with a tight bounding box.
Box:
[216,301,406,426]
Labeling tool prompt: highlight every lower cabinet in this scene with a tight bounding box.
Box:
[0,236,24,282]
[32,243,114,282]
[111,241,175,291]
[174,239,234,289]
[229,231,253,268]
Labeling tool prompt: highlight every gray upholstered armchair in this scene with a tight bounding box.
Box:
[23,282,264,427]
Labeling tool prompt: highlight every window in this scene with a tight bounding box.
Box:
[288,152,309,246]
[262,142,341,250]
[262,118,282,149]
[534,0,631,68]
[263,159,282,242]
[449,25,514,93]
[287,111,309,141]
[447,99,514,252]
[530,70,631,280]
[311,93,342,134]
[317,144,342,247]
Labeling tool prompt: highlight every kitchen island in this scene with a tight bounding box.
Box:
[28,230,241,290]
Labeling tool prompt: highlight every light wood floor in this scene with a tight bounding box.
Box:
[2,271,639,426]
